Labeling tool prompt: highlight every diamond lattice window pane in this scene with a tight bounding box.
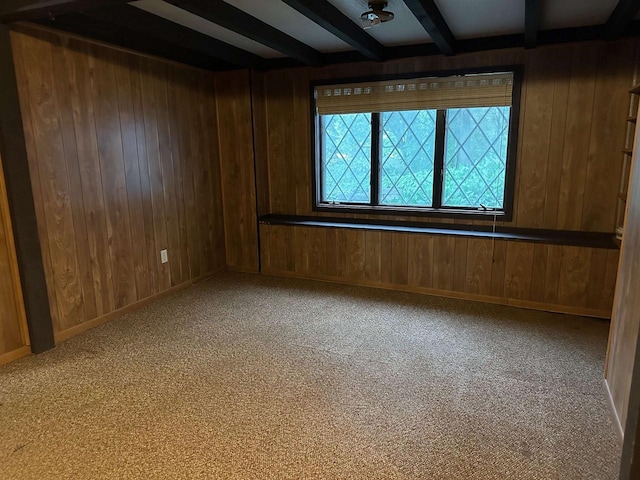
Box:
[443,107,510,208]
[321,113,371,203]
[380,110,436,207]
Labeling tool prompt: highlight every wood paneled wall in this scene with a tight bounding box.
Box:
[238,40,640,316]
[261,225,619,317]
[10,26,226,339]
[214,71,259,272]
[606,110,640,435]
[253,41,636,232]
[0,151,30,364]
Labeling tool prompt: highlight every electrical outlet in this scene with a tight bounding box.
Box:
[161,249,168,264]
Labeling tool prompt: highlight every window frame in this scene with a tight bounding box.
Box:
[310,65,524,221]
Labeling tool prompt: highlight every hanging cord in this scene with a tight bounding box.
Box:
[479,204,498,253]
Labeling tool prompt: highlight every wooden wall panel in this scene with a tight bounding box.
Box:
[606,106,640,434]
[255,40,636,232]
[215,70,259,272]
[583,42,636,231]
[15,31,86,332]
[261,224,617,318]
[246,39,635,319]
[11,26,226,339]
[0,151,29,363]
[91,47,138,309]
[555,46,598,231]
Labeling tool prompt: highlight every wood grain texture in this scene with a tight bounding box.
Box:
[11,26,226,338]
[556,45,598,231]
[0,151,29,358]
[215,70,259,272]
[260,224,616,317]
[255,41,636,233]
[247,40,634,321]
[17,30,86,332]
[606,100,640,433]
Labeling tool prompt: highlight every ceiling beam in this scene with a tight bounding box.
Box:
[266,21,640,70]
[0,0,129,23]
[167,0,323,67]
[37,13,231,71]
[280,0,385,61]
[402,0,456,56]
[83,4,267,70]
[524,0,541,48]
[606,0,640,39]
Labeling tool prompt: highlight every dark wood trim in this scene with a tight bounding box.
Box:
[503,65,524,222]
[310,65,522,222]
[313,109,322,206]
[402,0,456,56]
[248,71,262,273]
[166,0,323,67]
[0,25,55,353]
[312,202,510,220]
[280,0,386,62]
[0,0,129,24]
[83,4,268,69]
[266,21,640,70]
[606,0,640,40]
[371,112,381,205]
[36,13,231,71]
[524,0,541,49]
[259,214,619,249]
[433,110,445,208]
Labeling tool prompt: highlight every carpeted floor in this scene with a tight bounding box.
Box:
[0,272,621,479]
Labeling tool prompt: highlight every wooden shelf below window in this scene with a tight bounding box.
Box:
[259,214,619,249]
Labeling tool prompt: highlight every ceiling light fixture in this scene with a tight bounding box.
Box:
[360,1,395,29]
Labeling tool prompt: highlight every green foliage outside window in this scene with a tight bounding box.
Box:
[443,107,509,208]
[322,113,371,203]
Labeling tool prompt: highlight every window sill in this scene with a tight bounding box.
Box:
[258,214,619,250]
[315,203,510,221]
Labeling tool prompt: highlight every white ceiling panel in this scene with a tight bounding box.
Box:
[541,0,618,30]
[128,0,631,61]
[132,0,284,58]
[327,0,432,46]
[434,0,524,39]
[224,0,353,52]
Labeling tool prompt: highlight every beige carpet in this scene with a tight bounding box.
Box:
[0,272,621,479]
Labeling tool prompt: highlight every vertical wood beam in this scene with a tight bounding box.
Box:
[402,0,456,55]
[606,0,640,39]
[281,0,385,61]
[525,0,541,49]
[0,25,55,353]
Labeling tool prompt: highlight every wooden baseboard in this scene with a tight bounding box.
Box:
[0,345,31,366]
[260,268,612,319]
[604,378,624,444]
[54,269,224,344]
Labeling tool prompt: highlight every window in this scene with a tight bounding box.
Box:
[313,68,521,219]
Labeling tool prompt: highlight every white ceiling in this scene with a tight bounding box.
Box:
[434,0,524,39]
[131,0,622,58]
[132,0,285,58]
[540,0,619,30]
[224,0,353,52]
